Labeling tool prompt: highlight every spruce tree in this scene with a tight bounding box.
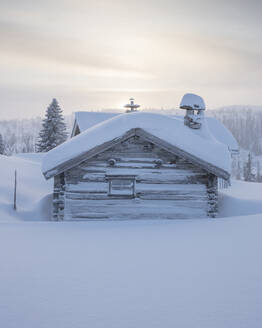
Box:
[36,98,68,152]
[0,133,5,155]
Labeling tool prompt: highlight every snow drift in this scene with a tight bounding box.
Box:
[0,154,52,221]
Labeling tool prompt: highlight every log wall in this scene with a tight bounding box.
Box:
[53,173,65,220]
[53,136,218,220]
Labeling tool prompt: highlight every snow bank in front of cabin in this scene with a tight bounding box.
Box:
[0,155,52,221]
[42,112,231,176]
[0,213,262,328]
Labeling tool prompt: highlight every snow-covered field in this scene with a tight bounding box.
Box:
[0,154,262,328]
[0,154,52,221]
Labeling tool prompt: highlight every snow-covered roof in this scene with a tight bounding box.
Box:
[173,115,239,153]
[42,112,231,179]
[71,111,118,137]
[72,111,239,153]
[204,117,239,153]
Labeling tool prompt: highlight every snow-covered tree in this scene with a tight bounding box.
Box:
[0,133,5,155]
[36,99,68,152]
[244,152,255,182]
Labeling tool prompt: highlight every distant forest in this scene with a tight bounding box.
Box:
[209,106,262,156]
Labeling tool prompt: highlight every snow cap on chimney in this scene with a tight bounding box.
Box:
[180,93,206,129]
[180,93,205,111]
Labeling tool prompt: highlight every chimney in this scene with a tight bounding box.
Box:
[179,93,206,129]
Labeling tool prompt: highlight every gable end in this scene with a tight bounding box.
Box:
[44,128,230,180]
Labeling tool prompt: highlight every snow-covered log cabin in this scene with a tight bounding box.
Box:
[42,94,236,220]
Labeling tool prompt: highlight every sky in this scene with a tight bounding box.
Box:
[1,0,262,119]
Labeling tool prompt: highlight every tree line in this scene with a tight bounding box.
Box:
[209,106,262,156]
[1,103,262,182]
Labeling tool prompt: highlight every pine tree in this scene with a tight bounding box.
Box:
[0,133,5,155]
[36,99,68,152]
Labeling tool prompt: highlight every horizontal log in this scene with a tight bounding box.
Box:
[64,204,207,220]
[138,194,207,201]
[66,193,207,201]
[65,182,207,192]
[80,166,201,174]
[66,213,207,220]
[65,199,207,211]
[83,161,177,169]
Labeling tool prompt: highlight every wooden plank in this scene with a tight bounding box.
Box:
[65,182,108,192]
[66,171,207,185]
[138,194,207,201]
[66,193,207,201]
[66,198,207,208]
[86,162,177,169]
[65,181,207,193]
[80,166,205,175]
[65,180,207,202]
[64,198,207,220]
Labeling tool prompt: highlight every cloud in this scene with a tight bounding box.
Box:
[0,0,262,118]
[0,20,152,77]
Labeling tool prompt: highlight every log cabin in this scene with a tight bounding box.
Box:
[42,94,235,221]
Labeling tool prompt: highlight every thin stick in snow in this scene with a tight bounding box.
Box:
[14,169,17,211]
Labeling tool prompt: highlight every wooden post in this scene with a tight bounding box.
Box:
[207,174,218,218]
[14,169,17,211]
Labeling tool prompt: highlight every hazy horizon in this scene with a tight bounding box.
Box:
[1,0,262,119]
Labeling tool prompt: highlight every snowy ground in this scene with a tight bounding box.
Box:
[0,154,262,328]
[0,154,52,221]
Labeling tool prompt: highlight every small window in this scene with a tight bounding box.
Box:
[106,175,136,197]
[143,144,153,152]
